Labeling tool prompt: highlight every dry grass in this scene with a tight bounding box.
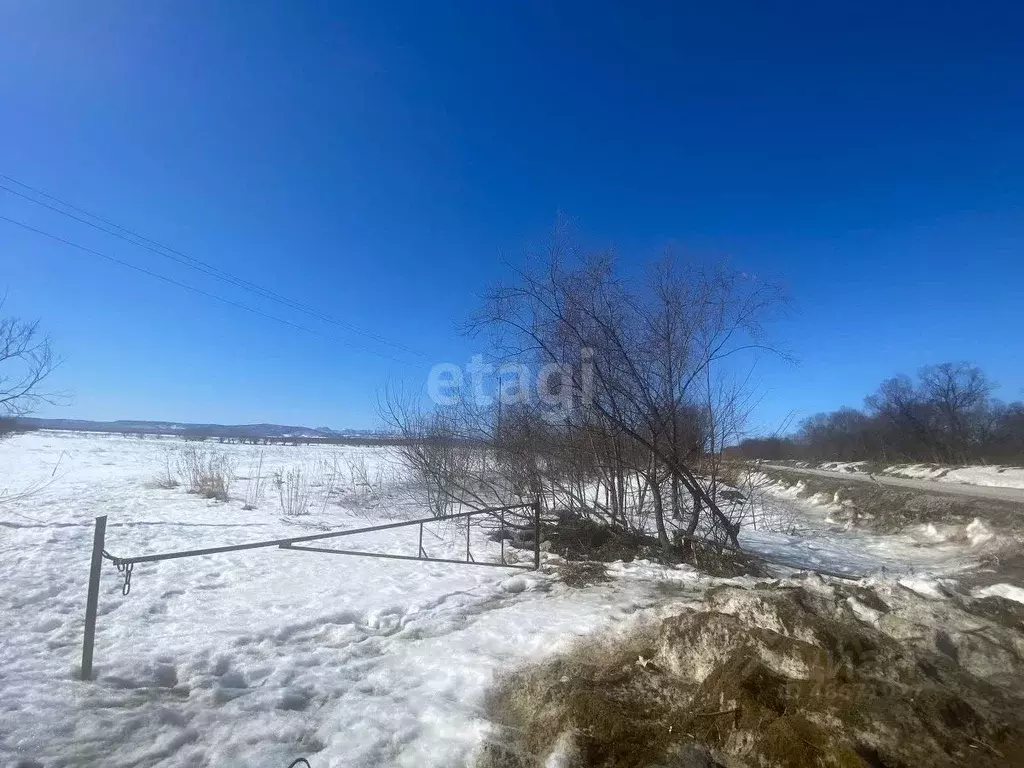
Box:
[276,466,312,516]
[543,514,767,579]
[478,580,1024,767]
[478,622,675,768]
[176,446,235,501]
[558,560,609,588]
[242,450,266,510]
[152,451,180,489]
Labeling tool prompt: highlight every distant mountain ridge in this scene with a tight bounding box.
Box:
[18,417,379,439]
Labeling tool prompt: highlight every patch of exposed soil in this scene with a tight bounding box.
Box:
[478,575,1024,768]
[555,560,610,587]
[541,515,769,579]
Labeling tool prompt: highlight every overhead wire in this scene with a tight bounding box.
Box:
[0,213,418,367]
[0,172,426,359]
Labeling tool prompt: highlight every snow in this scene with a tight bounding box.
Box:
[869,462,1024,490]
[896,575,947,600]
[798,460,1024,490]
[0,432,1003,767]
[972,583,1024,605]
[0,432,716,767]
[846,596,883,625]
[817,461,871,474]
[938,465,1024,490]
[738,473,989,579]
[965,518,995,547]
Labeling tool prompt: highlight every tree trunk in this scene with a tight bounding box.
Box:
[650,470,670,551]
[681,485,702,558]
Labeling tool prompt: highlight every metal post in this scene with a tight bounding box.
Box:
[500,510,505,565]
[81,515,107,681]
[533,499,541,570]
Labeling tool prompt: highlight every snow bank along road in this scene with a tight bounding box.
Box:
[763,463,1024,504]
[0,432,1006,767]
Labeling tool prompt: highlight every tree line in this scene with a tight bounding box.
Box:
[736,362,1024,465]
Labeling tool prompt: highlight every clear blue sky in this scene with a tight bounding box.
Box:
[1,1,1021,431]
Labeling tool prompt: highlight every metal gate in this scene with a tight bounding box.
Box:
[80,501,541,680]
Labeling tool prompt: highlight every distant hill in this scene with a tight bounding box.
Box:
[18,417,382,441]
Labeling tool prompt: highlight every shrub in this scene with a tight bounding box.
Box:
[153,451,180,489]
[276,466,311,516]
[344,453,372,487]
[242,450,266,510]
[177,446,234,501]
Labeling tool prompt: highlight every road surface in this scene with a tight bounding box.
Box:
[762,464,1024,504]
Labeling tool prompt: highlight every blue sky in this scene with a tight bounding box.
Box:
[1,1,1021,431]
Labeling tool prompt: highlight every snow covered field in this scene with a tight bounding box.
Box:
[0,432,1005,767]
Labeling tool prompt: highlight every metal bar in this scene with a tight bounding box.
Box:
[106,503,533,566]
[754,556,864,581]
[466,515,471,562]
[500,510,505,565]
[669,527,744,554]
[281,543,532,569]
[418,522,426,558]
[81,515,107,681]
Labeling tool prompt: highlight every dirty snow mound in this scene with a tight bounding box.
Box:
[974,583,1024,606]
[480,574,1024,767]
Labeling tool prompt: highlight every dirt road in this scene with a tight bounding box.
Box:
[762,464,1024,504]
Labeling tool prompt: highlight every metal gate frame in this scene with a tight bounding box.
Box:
[80,501,541,680]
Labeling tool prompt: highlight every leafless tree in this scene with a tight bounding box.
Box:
[469,228,782,547]
[917,362,994,462]
[0,305,62,438]
[864,363,996,464]
[0,306,65,510]
[382,224,786,554]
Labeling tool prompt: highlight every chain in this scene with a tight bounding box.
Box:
[115,561,133,596]
[102,550,135,595]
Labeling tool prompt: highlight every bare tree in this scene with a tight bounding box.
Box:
[917,362,994,463]
[0,306,64,509]
[382,224,786,555]
[468,229,783,547]
[0,306,61,436]
[864,363,996,464]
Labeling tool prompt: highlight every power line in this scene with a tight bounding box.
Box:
[0,172,426,359]
[0,213,418,367]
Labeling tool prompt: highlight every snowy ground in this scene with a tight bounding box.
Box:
[737,473,995,578]
[811,460,1024,489]
[0,432,1004,767]
[885,463,1024,489]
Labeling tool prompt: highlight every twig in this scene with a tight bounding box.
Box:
[968,737,1005,759]
[693,708,739,717]
[799,736,822,752]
